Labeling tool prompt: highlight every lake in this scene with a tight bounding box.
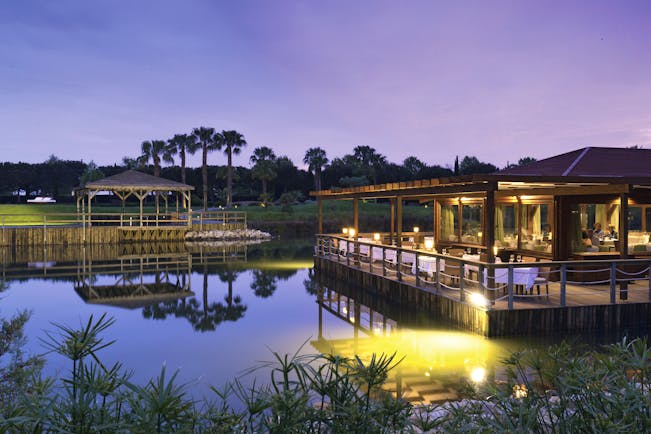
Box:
[0,239,643,404]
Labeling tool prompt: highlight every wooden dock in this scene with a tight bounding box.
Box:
[315,236,651,337]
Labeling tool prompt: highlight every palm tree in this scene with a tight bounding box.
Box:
[140,140,173,177]
[250,146,277,199]
[352,145,386,184]
[220,130,247,207]
[167,134,195,184]
[303,147,329,191]
[190,127,219,211]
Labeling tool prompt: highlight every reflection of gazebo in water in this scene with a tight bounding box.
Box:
[74,253,194,309]
[75,170,194,242]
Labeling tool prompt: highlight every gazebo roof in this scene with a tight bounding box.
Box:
[498,147,651,177]
[84,170,194,192]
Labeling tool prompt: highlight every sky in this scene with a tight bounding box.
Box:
[1,0,650,170]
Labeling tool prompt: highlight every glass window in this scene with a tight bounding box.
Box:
[520,204,552,253]
[440,204,458,242]
[495,205,517,248]
[571,203,620,254]
[628,206,649,254]
[461,204,483,244]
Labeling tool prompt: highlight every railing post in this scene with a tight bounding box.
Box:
[397,249,402,281]
[382,246,386,277]
[610,262,617,304]
[43,215,47,244]
[459,261,465,302]
[369,245,373,272]
[560,264,567,306]
[507,265,514,310]
[648,260,651,301]
[478,264,485,297]
[415,251,420,287]
[346,240,350,267]
[435,256,440,292]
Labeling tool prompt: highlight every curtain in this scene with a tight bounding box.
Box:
[609,205,619,232]
[441,207,455,240]
[532,205,541,234]
[495,206,504,241]
[595,204,607,230]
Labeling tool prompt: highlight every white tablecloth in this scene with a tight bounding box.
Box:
[488,266,538,290]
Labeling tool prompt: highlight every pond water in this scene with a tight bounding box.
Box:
[0,239,644,404]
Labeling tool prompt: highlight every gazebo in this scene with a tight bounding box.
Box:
[76,170,194,227]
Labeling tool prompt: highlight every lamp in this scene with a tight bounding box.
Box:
[424,239,434,250]
[373,232,381,243]
[342,227,349,235]
[348,228,356,238]
[413,226,420,233]
[493,245,498,257]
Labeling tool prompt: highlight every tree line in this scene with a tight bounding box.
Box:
[0,128,536,207]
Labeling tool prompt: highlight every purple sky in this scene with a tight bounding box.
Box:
[2,0,650,170]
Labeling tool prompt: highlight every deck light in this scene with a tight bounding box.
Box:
[342,227,349,235]
[424,239,434,250]
[349,228,356,238]
[413,226,419,233]
[373,232,381,242]
[469,292,488,307]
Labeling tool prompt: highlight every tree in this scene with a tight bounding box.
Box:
[139,140,173,177]
[403,156,427,179]
[79,161,105,187]
[121,156,139,169]
[517,157,537,167]
[454,156,459,176]
[303,147,329,191]
[459,156,498,175]
[352,145,387,184]
[220,130,247,207]
[190,127,219,211]
[167,134,195,185]
[250,146,277,200]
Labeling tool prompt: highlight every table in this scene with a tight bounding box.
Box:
[489,266,538,292]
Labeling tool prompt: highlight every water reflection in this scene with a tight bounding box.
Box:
[313,282,503,404]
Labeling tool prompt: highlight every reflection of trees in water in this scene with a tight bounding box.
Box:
[142,265,247,332]
[250,268,299,298]
[303,268,318,296]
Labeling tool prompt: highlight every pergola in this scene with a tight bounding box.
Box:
[76,170,194,226]
[313,147,651,264]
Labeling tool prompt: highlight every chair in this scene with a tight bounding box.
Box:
[444,257,462,287]
[534,266,550,295]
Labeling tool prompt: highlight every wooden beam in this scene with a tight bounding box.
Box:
[396,196,403,247]
[495,184,629,198]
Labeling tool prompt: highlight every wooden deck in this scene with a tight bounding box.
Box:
[315,247,651,336]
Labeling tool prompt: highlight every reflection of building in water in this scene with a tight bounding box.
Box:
[74,253,194,309]
[312,284,501,405]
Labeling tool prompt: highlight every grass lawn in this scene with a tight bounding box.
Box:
[0,201,432,227]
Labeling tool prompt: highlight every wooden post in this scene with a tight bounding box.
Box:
[317,197,323,234]
[139,191,144,227]
[353,198,359,239]
[619,190,629,300]
[396,196,403,247]
[485,187,496,302]
[390,198,395,245]
[433,199,438,247]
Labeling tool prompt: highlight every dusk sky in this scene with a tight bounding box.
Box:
[2,0,650,170]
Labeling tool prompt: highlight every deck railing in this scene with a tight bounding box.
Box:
[0,210,247,230]
[315,234,651,311]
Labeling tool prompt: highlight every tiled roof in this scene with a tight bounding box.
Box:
[85,170,194,191]
[498,147,651,177]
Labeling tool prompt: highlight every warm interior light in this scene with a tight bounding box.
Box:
[349,228,356,237]
[424,239,434,250]
[413,226,420,233]
[477,231,483,238]
[493,245,498,257]
[342,228,349,235]
[469,292,488,307]
[548,232,553,240]
[373,232,381,242]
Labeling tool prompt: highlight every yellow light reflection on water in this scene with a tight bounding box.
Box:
[316,329,502,403]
